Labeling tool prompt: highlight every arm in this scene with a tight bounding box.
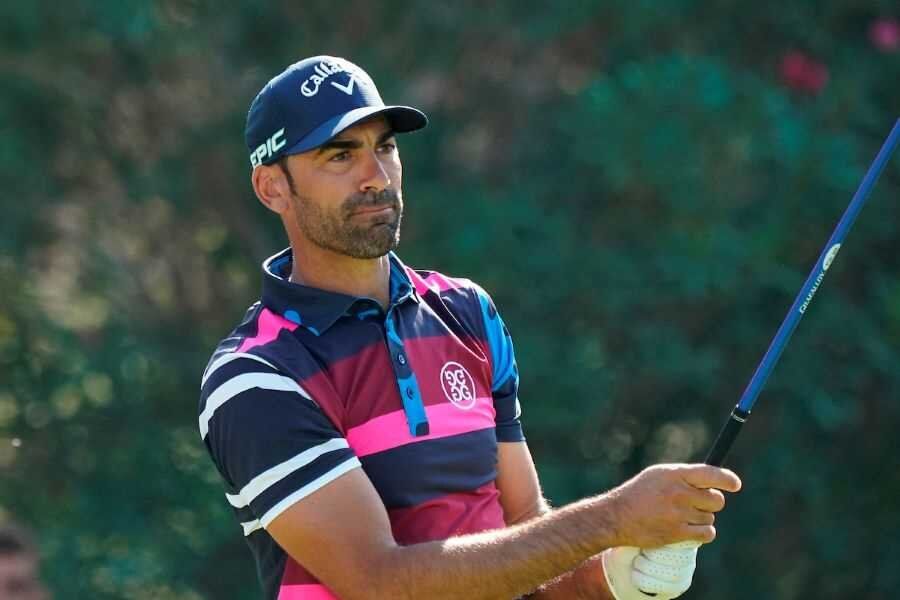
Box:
[268,465,620,600]
[268,458,739,600]
[495,441,612,600]
[495,443,721,600]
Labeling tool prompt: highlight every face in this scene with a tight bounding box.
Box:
[0,554,47,600]
[277,116,404,260]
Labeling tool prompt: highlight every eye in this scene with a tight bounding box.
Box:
[378,141,397,153]
[328,151,350,162]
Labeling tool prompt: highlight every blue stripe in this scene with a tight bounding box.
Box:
[396,371,428,436]
[476,290,517,392]
[389,256,414,305]
[356,308,381,320]
[269,253,291,276]
[385,321,405,347]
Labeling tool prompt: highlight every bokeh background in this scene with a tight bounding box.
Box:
[2,2,899,598]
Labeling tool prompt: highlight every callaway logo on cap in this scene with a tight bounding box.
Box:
[245,55,428,168]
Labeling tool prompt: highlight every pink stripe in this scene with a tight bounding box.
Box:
[237,308,298,352]
[408,269,469,295]
[277,584,339,599]
[347,397,495,457]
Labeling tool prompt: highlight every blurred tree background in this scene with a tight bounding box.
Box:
[2,1,899,598]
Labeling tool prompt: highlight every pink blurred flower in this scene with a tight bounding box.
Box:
[780,51,829,94]
[869,18,900,52]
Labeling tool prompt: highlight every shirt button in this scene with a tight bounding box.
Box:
[397,353,406,365]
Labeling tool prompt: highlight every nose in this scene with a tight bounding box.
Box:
[359,149,391,193]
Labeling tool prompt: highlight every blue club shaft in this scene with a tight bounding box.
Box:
[706,118,900,466]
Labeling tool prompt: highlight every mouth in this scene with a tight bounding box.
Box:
[351,205,395,217]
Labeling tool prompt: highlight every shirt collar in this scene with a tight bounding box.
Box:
[260,247,419,335]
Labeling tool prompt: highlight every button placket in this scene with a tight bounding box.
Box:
[385,307,428,436]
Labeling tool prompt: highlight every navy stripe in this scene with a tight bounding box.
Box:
[256,320,384,378]
[245,303,484,380]
[416,286,486,345]
[200,357,280,410]
[390,298,483,344]
[496,419,525,442]
[231,503,256,524]
[249,448,357,517]
[493,374,522,441]
[360,428,498,509]
[258,543,289,600]
[205,387,343,491]
[224,293,487,382]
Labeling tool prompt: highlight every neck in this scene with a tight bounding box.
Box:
[288,237,392,309]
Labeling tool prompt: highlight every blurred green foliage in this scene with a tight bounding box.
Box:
[1,1,899,598]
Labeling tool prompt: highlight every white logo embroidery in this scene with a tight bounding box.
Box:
[440,361,476,410]
[330,74,356,95]
[300,61,357,98]
[249,127,286,167]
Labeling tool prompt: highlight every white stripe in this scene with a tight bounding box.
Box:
[199,372,312,439]
[241,519,263,536]
[226,438,350,508]
[201,352,278,388]
[260,457,361,527]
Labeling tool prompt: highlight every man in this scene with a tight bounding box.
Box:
[199,55,742,600]
[0,521,48,600]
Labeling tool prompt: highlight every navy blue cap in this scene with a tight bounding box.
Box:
[245,56,428,168]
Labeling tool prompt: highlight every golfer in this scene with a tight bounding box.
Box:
[198,55,741,600]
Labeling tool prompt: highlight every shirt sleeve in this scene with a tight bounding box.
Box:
[198,353,360,534]
[471,284,525,442]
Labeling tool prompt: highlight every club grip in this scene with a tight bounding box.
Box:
[704,407,749,466]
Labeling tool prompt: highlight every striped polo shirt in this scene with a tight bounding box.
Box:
[199,247,523,600]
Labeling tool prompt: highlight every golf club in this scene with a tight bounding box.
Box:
[705,118,900,467]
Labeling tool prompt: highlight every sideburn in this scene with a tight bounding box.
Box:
[277,157,297,194]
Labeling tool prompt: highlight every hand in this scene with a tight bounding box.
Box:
[602,541,699,600]
[607,464,741,548]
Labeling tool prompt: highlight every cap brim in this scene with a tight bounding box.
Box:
[283,105,428,156]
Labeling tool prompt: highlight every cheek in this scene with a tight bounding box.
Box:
[303,171,353,204]
[388,156,403,186]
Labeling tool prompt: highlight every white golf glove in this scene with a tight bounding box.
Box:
[602,541,699,600]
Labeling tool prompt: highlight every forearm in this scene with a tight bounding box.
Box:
[507,499,612,600]
[526,555,613,600]
[369,494,621,600]
[504,488,614,600]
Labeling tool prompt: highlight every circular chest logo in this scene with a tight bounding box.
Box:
[440,362,477,410]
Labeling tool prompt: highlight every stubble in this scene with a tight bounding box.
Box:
[292,188,403,259]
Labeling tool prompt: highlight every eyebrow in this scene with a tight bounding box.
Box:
[316,129,396,155]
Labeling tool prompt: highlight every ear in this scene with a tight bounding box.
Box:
[251,163,292,215]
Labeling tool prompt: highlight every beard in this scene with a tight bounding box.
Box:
[291,187,403,259]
